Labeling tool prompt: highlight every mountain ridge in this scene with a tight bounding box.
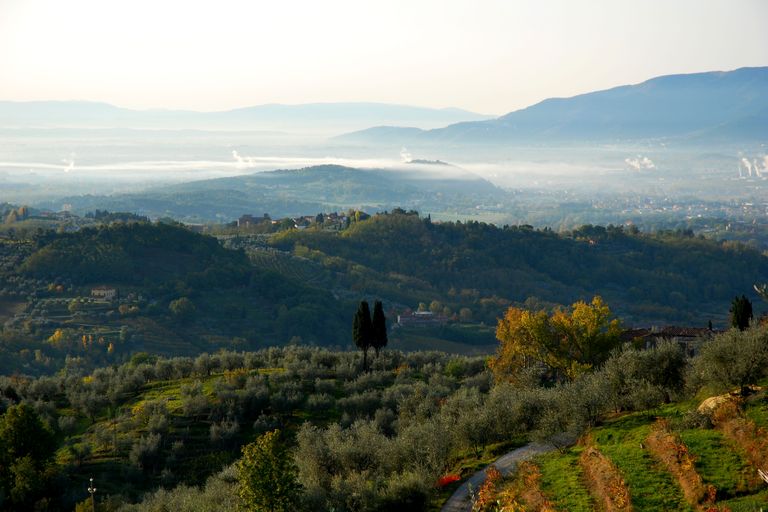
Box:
[0,100,493,133]
[337,67,768,144]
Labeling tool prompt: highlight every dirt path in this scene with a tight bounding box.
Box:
[441,442,553,512]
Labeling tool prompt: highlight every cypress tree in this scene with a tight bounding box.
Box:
[353,301,373,370]
[730,295,753,331]
[372,300,388,357]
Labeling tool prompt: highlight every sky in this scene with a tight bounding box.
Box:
[1,0,766,115]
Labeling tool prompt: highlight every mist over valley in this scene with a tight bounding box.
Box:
[2,3,768,509]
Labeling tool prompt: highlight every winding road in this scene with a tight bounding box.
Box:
[441,442,554,512]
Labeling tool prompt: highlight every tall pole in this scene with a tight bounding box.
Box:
[88,477,97,512]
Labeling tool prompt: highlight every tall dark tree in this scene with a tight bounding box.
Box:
[730,295,753,331]
[0,404,56,508]
[0,403,56,464]
[371,300,388,357]
[352,301,373,370]
[237,429,301,512]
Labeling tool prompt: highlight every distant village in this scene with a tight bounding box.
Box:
[234,210,370,231]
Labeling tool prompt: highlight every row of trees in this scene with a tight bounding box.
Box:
[352,300,388,371]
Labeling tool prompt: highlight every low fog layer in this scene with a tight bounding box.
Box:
[1,129,765,200]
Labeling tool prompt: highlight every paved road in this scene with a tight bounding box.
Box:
[441,442,553,512]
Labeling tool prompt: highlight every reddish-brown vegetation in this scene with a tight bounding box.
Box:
[516,461,556,512]
[579,443,633,511]
[645,419,713,508]
[711,399,768,486]
[474,465,503,512]
[489,461,556,512]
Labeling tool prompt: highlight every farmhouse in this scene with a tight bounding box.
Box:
[91,286,118,301]
[622,325,718,355]
[397,310,450,327]
[238,214,271,227]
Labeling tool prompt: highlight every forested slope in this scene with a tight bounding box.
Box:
[271,212,768,325]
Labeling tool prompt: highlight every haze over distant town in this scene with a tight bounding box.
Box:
[0,0,767,231]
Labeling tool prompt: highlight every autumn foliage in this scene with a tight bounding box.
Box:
[473,465,503,512]
[579,443,633,511]
[489,296,622,383]
[493,461,556,512]
[645,419,712,507]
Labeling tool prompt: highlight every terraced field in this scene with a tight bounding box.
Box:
[492,391,768,511]
[247,249,333,288]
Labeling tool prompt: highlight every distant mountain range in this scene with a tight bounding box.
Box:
[0,101,492,134]
[337,67,768,144]
[40,164,504,221]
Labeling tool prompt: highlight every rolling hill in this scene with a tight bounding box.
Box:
[42,164,505,222]
[269,212,768,326]
[16,222,349,352]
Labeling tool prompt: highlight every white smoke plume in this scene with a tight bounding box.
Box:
[232,150,256,169]
[625,155,655,171]
[740,157,753,177]
[400,147,412,163]
[62,153,75,173]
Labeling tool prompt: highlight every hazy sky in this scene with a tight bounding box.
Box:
[1,0,766,115]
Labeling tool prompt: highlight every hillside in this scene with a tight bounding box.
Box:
[2,222,349,374]
[337,67,768,144]
[46,165,504,222]
[21,222,250,285]
[269,212,768,326]
[2,328,768,511]
[0,347,497,511]
[3,214,767,378]
[487,393,768,511]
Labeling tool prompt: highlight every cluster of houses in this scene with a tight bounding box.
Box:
[236,214,272,228]
[620,325,719,356]
[236,211,370,231]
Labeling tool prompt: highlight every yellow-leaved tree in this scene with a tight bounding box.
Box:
[489,296,621,383]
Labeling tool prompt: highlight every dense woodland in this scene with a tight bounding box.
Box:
[270,211,768,325]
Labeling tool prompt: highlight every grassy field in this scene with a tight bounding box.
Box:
[744,394,768,428]
[537,448,595,512]
[678,428,755,499]
[592,416,693,511]
[390,332,497,356]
